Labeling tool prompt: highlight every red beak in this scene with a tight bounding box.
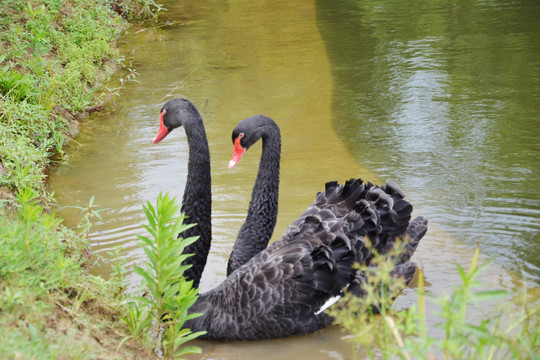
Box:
[153,110,170,144]
[228,135,246,169]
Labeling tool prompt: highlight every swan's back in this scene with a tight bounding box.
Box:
[185,178,427,340]
[280,179,413,255]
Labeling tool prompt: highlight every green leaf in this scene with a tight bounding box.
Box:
[473,289,509,302]
[174,345,203,357]
[134,266,157,296]
[136,234,154,248]
[183,312,204,322]
[125,191,204,354]
[141,246,158,268]
[173,329,205,349]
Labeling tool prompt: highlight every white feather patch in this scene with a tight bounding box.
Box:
[315,295,341,315]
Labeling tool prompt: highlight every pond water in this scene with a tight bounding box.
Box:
[48,0,540,358]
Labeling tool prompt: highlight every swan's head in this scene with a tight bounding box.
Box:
[153,98,196,144]
[228,115,276,169]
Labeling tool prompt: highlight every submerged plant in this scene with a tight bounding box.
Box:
[121,192,205,358]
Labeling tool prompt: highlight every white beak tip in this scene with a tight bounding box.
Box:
[228,160,236,169]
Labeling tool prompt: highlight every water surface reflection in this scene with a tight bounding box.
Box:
[317,0,540,284]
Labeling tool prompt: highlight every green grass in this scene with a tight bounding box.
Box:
[0,188,149,359]
[0,0,164,195]
[0,188,204,358]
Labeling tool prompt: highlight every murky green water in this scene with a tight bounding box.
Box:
[48,0,539,358]
[316,0,540,284]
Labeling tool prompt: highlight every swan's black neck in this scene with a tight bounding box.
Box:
[227,120,280,275]
[179,110,212,288]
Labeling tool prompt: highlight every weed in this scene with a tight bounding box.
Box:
[67,195,105,238]
[120,301,153,349]
[0,0,161,196]
[0,0,165,197]
[2,286,24,310]
[121,192,205,358]
[107,246,129,296]
[16,187,50,226]
[330,244,539,360]
[329,241,412,359]
[0,61,37,102]
[110,0,166,21]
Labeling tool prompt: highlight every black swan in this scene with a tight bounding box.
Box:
[152,98,280,285]
[153,101,428,340]
[195,114,427,340]
[226,115,280,275]
[153,98,211,289]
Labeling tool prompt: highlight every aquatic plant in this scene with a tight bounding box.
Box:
[67,195,105,240]
[330,244,539,360]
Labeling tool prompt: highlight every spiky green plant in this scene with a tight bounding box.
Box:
[121,192,205,359]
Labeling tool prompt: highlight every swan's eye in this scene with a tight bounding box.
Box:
[232,132,245,146]
[236,133,245,145]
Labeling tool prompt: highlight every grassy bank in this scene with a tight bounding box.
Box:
[0,189,147,358]
[0,0,165,358]
[1,0,164,195]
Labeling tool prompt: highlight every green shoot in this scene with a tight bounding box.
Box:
[121,192,205,359]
